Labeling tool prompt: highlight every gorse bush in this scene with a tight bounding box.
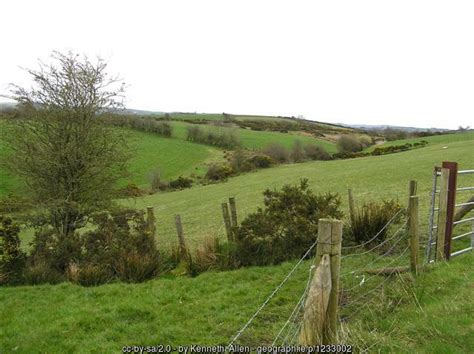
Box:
[234,179,343,266]
[230,150,274,173]
[349,199,403,245]
[169,176,193,190]
[186,125,240,149]
[0,216,26,284]
[304,144,332,161]
[205,163,234,181]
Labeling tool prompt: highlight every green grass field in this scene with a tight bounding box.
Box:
[120,131,474,249]
[367,131,474,151]
[0,247,471,352]
[0,126,224,196]
[169,120,337,151]
[1,125,473,352]
[124,129,223,186]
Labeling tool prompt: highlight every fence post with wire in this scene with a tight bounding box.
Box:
[299,218,342,345]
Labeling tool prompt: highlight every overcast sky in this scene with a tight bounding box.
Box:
[1,0,473,129]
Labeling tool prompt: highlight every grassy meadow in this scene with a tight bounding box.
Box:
[0,245,472,352]
[122,131,474,249]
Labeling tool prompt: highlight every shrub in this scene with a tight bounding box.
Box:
[337,135,363,153]
[186,125,240,149]
[169,176,193,189]
[114,252,160,283]
[0,194,31,213]
[349,199,403,245]
[234,179,343,266]
[67,262,111,286]
[230,149,254,173]
[0,216,26,284]
[23,261,64,285]
[358,135,373,148]
[304,144,332,161]
[290,140,306,162]
[262,143,290,163]
[187,237,236,275]
[249,154,274,168]
[205,164,234,181]
[117,183,146,198]
[29,229,83,273]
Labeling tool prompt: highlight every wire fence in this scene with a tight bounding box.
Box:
[226,210,410,347]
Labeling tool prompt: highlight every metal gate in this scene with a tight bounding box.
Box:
[426,161,474,263]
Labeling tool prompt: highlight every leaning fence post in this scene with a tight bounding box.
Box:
[174,214,188,258]
[314,218,343,344]
[436,168,450,262]
[221,202,233,242]
[146,206,156,238]
[408,196,420,274]
[299,254,332,345]
[228,197,238,227]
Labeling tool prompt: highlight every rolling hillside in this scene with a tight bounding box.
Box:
[121,131,474,249]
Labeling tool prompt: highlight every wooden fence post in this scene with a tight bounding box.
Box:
[348,189,355,223]
[298,254,332,345]
[313,218,343,344]
[436,168,450,262]
[174,214,188,258]
[408,196,420,274]
[409,180,417,197]
[146,206,156,238]
[441,161,458,260]
[228,197,238,227]
[221,202,233,242]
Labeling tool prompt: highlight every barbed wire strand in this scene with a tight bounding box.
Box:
[227,239,319,347]
[342,246,410,312]
[342,208,405,250]
[341,221,407,260]
[341,224,408,280]
[342,243,410,294]
[272,264,315,345]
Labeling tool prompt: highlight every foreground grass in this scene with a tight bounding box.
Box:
[123,133,474,249]
[1,250,472,352]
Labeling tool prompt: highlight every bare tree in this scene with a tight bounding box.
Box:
[2,51,129,236]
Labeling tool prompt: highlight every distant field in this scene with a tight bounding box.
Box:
[121,131,474,249]
[170,120,337,152]
[124,129,223,186]
[367,131,474,151]
[0,125,224,196]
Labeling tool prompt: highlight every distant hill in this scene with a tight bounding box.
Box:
[340,123,451,133]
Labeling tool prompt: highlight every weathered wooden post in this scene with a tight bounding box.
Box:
[442,161,458,260]
[221,202,233,242]
[228,197,238,227]
[436,168,450,261]
[408,196,420,274]
[146,206,156,238]
[313,218,343,344]
[174,214,188,258]
[409,180,417,198]
[299,255,332,345]
[348,189,356,223]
